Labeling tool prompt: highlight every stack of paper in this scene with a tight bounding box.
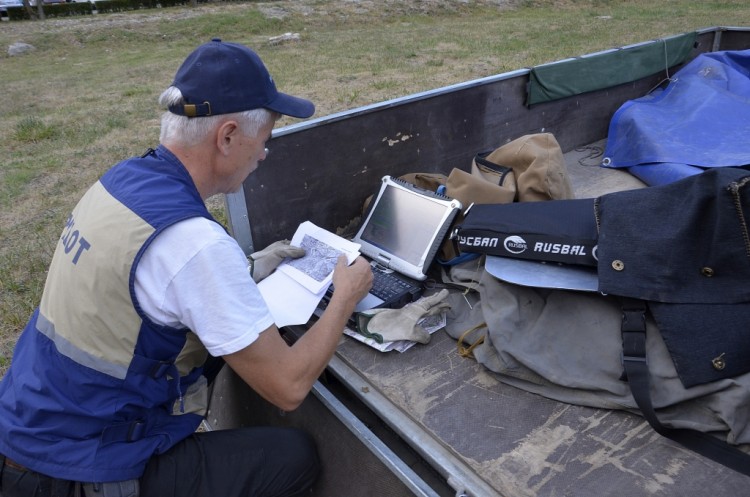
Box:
[258,221,360,327]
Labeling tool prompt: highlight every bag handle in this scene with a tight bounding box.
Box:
[620,298,750,477]
[473,151,513,186]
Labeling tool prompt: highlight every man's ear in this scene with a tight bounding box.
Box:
[216,120,240,155]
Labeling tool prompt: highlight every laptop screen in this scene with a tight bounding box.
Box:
[360,183,449,266]
[353,176,461,281]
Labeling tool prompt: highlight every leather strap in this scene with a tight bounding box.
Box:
[3,456,28,472]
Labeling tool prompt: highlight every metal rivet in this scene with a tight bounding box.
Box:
[701,267,715,277]
[611,260,625,271]
[712,353,726,371]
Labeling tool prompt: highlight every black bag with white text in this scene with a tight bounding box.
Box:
[453,198,598,267]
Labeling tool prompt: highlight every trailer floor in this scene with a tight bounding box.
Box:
[327,142,750,496]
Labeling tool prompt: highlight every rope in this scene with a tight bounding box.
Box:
[457,322,487,359]
[647,38,675,94]
[574,144,604,167]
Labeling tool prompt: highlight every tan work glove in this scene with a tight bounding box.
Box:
[355,289,451,344]
[248,240,306,283]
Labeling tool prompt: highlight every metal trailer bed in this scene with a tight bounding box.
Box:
[207,27,750,496]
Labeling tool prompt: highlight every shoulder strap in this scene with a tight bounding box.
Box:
[620,298,750,476]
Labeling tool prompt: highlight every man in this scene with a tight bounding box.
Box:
[0,39,373,497]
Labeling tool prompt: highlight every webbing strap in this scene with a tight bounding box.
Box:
[100,420,147,445]
[620,299,750,476]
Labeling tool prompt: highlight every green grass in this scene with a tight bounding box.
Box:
[1,0,750,375]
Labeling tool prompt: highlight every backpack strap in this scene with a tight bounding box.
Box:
[620,298,750,476]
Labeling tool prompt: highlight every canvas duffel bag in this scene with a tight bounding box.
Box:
[447,166,750,475]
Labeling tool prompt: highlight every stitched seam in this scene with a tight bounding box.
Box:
[729,176,750,259]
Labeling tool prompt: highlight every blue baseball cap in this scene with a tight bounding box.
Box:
[168,38,315,119]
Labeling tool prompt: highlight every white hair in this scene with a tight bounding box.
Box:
[158,86,277,145]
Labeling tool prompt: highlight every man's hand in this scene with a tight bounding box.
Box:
[331,255,373,307]
[248,240,305,283]
[225,255,373,412]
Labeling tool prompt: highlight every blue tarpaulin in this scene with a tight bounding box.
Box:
[602,49,750,186]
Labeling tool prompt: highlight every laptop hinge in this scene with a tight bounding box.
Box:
[375,254,392,268]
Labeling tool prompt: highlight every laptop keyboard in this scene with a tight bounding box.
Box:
[370,268,414,301]
[320,264,422,316]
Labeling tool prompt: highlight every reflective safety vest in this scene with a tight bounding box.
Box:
[0,146,216,482]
